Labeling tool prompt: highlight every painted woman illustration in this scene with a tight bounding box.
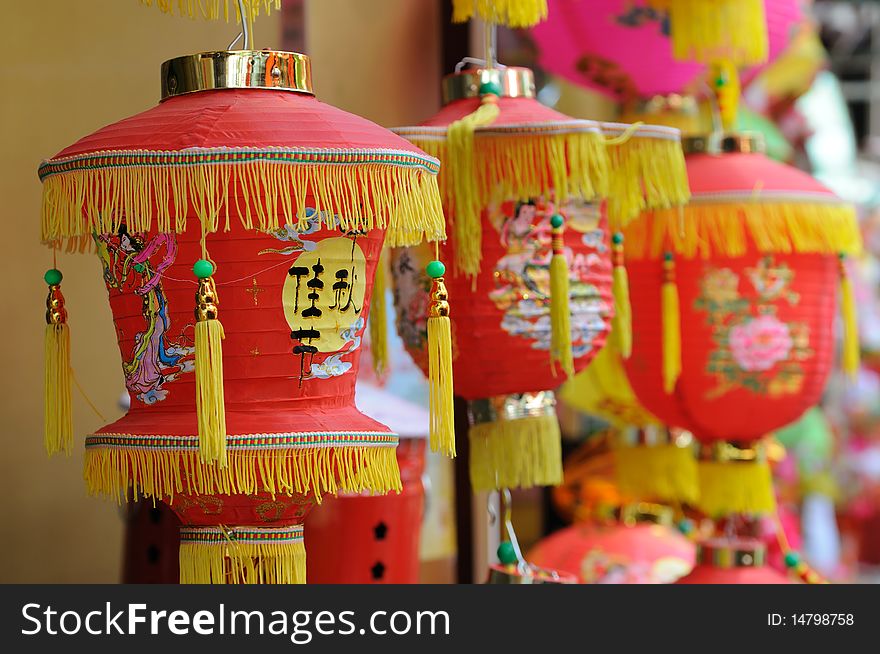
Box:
[94,227,194,404]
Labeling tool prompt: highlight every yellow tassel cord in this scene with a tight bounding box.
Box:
[623,202,862,260]
[614,441,698,505]
[549,214,574,377]
[451,0,547,28]
[839,254,860,378]
[39,157,445,250]
[661,253,681,395]
[44,273,72,456]
[649,0,768,66]
[602,125,691,230]
[179,526,305,585]
[397,129,609,276]
[139,0,279,22]
[368,249,389,378]
[84,445,401,503]
[709,60,741,133]
[469,415,562,491]
[445,93,501,277]
[426,260,456,457]
[194,269,228,467]
[610,233,632,359]
[696,460,776,517]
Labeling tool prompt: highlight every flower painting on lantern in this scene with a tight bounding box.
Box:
[94,228,195,404]
[489,199,608,358]
[696,256,813,399]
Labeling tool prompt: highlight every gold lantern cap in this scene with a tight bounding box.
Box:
[696,538,767,568]
[161,50,314,101]
[682,132,765,156]
[441,66,536,104]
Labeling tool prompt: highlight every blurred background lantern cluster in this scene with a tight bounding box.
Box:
[38,3,452,584]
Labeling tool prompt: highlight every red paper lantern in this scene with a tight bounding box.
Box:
[391,65,689,491]
[622,135,861,516]
[38,50,445,583]
[676,538,791,584]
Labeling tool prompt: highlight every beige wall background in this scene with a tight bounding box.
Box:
[0,0,440,583]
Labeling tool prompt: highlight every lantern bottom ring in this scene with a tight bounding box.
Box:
[697,440,767,464]
[467,391,556,425]
[695,538,767,569]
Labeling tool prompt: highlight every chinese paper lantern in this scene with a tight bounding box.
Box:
[622,134,861,517]
[560,341,699,504]
[391,63,689,491]
[528,504,695,583]
[38,49,446,584]
[676,538,791,584]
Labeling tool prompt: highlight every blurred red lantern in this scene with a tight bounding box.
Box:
[391,65,689,491]
[528,505,696,584]
[622,135,860,517]
[38,50,445,583]
[676,538,791,584]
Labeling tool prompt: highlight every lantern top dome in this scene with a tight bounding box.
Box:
[161,50,313,101]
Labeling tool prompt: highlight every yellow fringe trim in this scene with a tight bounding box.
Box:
[661,257,681,395]
[84,446,401,503]
[611,260,632,359]
[40,158,445,249]
[179,532,305,585]
[624,202,862,259]
[369,249,389,378]
[603,128,690,228]
[469,415,562,491]
[697,459,777,516]
[650,0,768,66]
[549,242,574,378]
[139,0,279,23]
[195,319,228,467]
[451,0,547,28]
[428,310,456,457]
[44,323,72,456]
[840,260,860,378]
[405,131,608,273]
[614,443,698,504]
[446,95,501,277]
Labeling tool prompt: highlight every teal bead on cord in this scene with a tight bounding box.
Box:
[44,268,63,286]
[497,541,518,565]
[550,213,564,229]
[479,80,502,97]
[193,259,215,279]
[664,251,674,263]
[426,260,446,279]
[612,232,624,246]
[783,551,801,568]
[676,519,694,536]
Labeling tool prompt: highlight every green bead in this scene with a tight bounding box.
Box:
[783,551,800,568]
[550,213,564,229]
[44,268,62,286]
[133,263,146,273]
[193,259,214,279]
[425,260,446,279]
[663,251,674,262]
[715,77,726,88]
[612,232,624,245]
[479,80,502,97]
[676,519,694,535]
[497,541,518,565]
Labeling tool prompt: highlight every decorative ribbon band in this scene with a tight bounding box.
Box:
[179,524,304,546]
[696,539,767,569]
[467,391,556,426]
[86,431,399,451]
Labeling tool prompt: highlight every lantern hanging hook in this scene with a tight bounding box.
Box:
[454,57,507,74]
[499,488,528,574]
[227,0,253,51]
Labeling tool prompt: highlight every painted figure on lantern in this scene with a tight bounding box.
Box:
[94,227,194,404]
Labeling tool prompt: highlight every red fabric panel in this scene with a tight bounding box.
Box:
[686,152,838,197]
[676,564,791,584]
[167,492,314,528]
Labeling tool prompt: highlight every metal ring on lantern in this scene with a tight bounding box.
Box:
[442,66,537,104]
[467,391,557,427]
[695,538,767,569]
[681,132,766,156]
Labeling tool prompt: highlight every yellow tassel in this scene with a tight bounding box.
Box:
[446,89,501,278]
[44,269,72,456]
[697,458,776,516]
[178,525,306,585]
[709,60,741,132]
[139,0,281,23]
[548,214,574,378]
[661,253,681,395]
[839,254,860,378]
[614,438,698,504]
[650,0,768,66]
[469,413,562,491]
[426,260,455,457]
[194,262,228,467]
[369,249,389,378]
[451,0,548,28]
[611,233,633,359]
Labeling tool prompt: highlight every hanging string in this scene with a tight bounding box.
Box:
[70,368,108,422]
